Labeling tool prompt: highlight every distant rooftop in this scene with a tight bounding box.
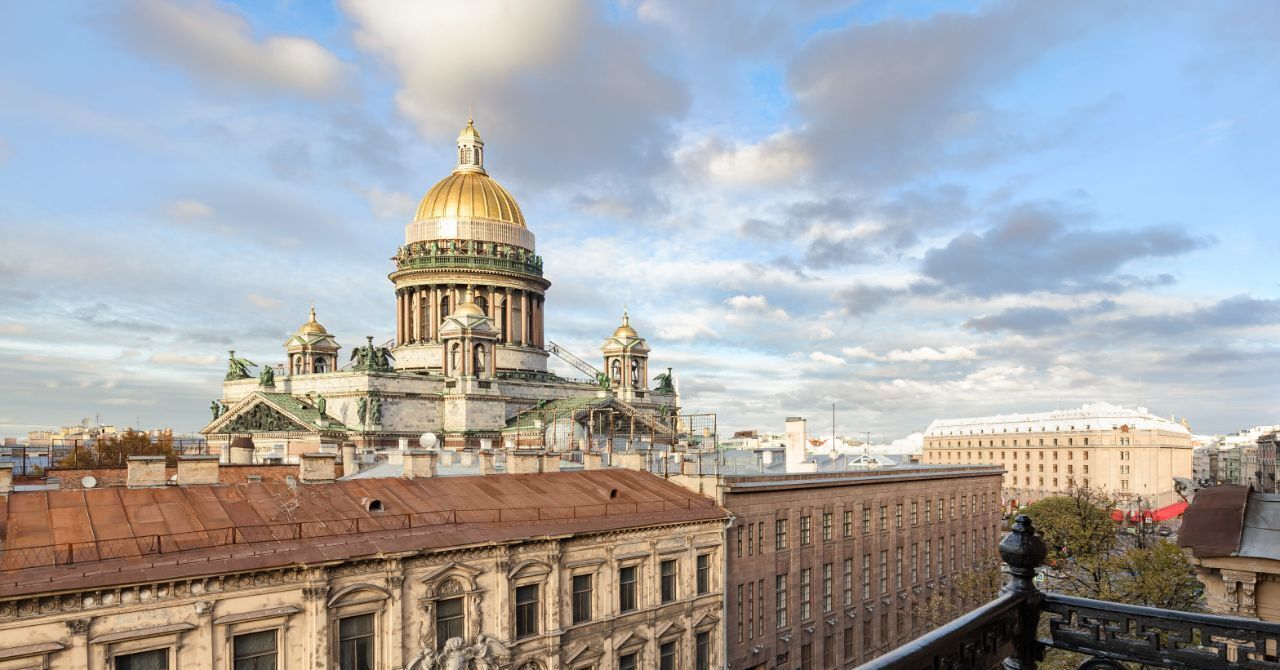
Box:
[925,401,1191,437]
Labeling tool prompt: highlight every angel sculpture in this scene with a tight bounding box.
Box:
[468,633,508,670]
[653,367,675,394]
[258,366,275,386]
[224,350,256,381]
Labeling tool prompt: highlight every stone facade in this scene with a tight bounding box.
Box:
[0,469,726,670]
[923,403,1193,511]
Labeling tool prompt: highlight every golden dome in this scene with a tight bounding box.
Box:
[415,170,526,227]
[452,301,486,318]
[297,307,329,335]
[458,118,482,141]
[613,311,639,339]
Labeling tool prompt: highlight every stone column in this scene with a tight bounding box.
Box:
[533,296,542,348]
[64,619,91,670]
[504,289,514,345]
[394,290,403,345]
[520,291,529,347]
[430,286,439,341]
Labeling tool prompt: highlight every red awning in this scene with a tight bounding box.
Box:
[1152,501,1189,522]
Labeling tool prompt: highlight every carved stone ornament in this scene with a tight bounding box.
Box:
[65,618,90,636]
[438,579,463,597]
[302,585,330,601]
[407,633,510,670]
[194,600,214,616]
[220,403,300,433]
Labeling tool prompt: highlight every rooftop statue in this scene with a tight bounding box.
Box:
[351,336,394,372]
[224,350,256,381]
[258,366,275,386]
[653,367,675,394]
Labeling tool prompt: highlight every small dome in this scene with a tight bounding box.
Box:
[297,307,329,335]
[613,311,639,339]
[452,301,486,318]
[458,118,482,141]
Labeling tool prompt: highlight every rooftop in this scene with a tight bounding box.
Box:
[925,401,1191,437]
[0,469,724,597]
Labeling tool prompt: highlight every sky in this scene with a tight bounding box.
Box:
[0,0,1277,441]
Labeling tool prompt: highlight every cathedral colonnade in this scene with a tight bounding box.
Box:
[395,284,544,349]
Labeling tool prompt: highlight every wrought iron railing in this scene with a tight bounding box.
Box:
[857,515,1280,670]
[394,254,543,277]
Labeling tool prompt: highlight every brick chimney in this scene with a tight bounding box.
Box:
[403,449,438,479]
[508,451,543,474]
[341,442,357,476]
[228,436,255,464]
[478,450,496,475]
[299,453,337,484]
[541,453,561,473]
[582,452,604,471]
[176,455,220,485]
[127,455,167,488]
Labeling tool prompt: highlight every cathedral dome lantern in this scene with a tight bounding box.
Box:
[284,307,340,375]
[601,310,651,400]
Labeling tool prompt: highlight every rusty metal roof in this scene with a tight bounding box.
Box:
[1178,485,1250,558]
[0,469,724,597]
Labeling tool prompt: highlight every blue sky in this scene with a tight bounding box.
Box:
[1,1,1277,441]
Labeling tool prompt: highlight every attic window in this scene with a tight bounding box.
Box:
[609,488,618,499]
[366,499,384,512]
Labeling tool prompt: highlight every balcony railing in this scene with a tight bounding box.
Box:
[858,515,1280,670]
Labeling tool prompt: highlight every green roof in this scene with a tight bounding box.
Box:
[504,395,606,431]
[256,392,350,431]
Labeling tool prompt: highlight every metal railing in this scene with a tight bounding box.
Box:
[394,254,543,278]
[4,440,210,472]
[0,497,716,572]
[856,515,1280,670]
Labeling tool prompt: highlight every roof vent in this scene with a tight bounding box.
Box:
[609,488,618,499]
[246,474,263,483]
[364,498,384,512]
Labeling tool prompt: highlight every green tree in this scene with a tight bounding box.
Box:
[1021,484,1119,600]
[1110,539,1204,610]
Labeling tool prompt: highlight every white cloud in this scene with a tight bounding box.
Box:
[724,294,790,320]
[366,187,415,221]
[150,352,219,367]
[885,346,979,362]
[108,0,349,98]
[681,130,812,186]
[841,346,877,360]
[164,199,214,220]
[247,293,282,310]
[809,351,846,365]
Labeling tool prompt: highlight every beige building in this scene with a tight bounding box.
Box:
[1180,485,1280,622]
[922,402,1193,512]
[0,459,726,670]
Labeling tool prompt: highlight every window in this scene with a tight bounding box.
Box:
[861,507,871,533]
[619,652,638,670]
[843,509,853,536]
[800,567,812,620]
[661,559,677,603]
[437,597,465,648]
[775,574,788,628]
[824,634,835,667]
[758,522,764,554]
[758,578,765,637]
[911,543,919,583]
[801,642,813,670]
[736,525,743,558]
[924,501,931,524]
[619,566,638,613]
[660,641,677,670]
[116,650,169,670]
[949,497,956,519]
[748,524,754,555]
[862,554,871,595]
[515,585,539,638]
[822,512,833,541]
[800,515,812,544]
[863,618,872,653]
[775,518,788,550]
[844,626,854,660]
[879,550,888,594]
[895,504,903,528]
[696,554,711,594]
[924,540,932,579]
[880,611,889,644]
[843,558,853,606]
[572,574,593,624]
[234,630,277,670]
[339,614,375,670]
[736,584,744,642]
[895,547,903,589]
[823,562,833,612]
[879,505,888,531]
[696,631,710,670]
[911,501,918,525]
[747,581,754,639]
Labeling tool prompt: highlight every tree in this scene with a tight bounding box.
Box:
[56,429,176,468]
[1110,539,1204,610]
[1021,484,1119,600]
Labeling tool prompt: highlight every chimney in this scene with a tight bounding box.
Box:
[176,454,220,485]
[299,453,337,484]
[127,455,167,488]
[582,452,604,471]
[541,454,561,472]
[784,417,807,471]
[341,442,357,476]
[229,436,255,464]
[615,452,646,472]
[508,451,542,474]
[0,462,12,495]
[403,449,438,479]
[478,450,496,475]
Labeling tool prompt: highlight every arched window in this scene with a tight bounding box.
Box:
[630,359,640,386]
[611,359,622,383]
[440,295,451,319]
[293,355,303,375]
[314,357,326,373]
[475,295,488,314]
[449,343,461,375]
[473,344,486,377]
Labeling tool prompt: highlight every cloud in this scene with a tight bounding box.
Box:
[885,346,979,362]
[787,0,1102,183]
[366,187,415,221]
[150,352,219,367]
[724,294,789,320]
[809,351,846,366]
[921,202,1211,296]
[964,306,1073,333]
[341,0,688,187]
[247,293,283,310]
[164,199,214,220]
[681,130,812,187]
[835,284,906,315]
[104,0,350,98]
[1111,295,1280,335]
[0,324,28,335]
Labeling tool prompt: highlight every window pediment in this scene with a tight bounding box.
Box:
[613,631,648,652]
[421,561,483,592]
[327,583,391,608]
[507,559,552,581]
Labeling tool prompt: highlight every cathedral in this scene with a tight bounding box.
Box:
[201,120,678,460]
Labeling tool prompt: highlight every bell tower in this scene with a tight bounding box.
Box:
[600,310,651,402]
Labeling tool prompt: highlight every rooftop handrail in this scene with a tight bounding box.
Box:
[855,514,1280,670]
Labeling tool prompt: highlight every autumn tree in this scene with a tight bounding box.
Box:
[56,429,176,468]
